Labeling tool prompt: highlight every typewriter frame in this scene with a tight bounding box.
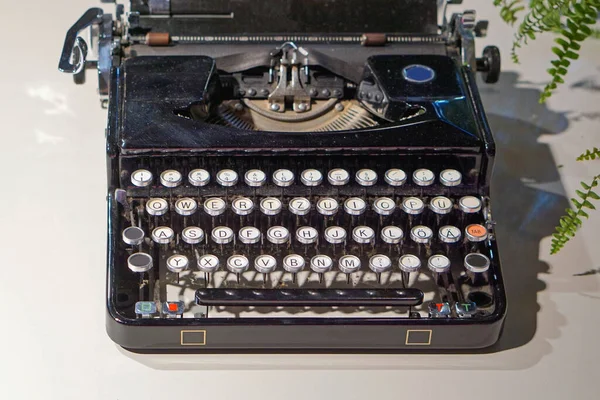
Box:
[61,0,507,352]
[104,66,506,352]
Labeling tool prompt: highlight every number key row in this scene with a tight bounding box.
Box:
[130,167,463,188]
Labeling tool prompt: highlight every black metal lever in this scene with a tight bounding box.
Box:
[195,288,424,307]
[58,8,104,74]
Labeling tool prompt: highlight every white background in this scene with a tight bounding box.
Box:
[0,0,598,399]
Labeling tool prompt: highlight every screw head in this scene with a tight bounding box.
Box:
[335,103,344,111]
[309,88,318,97]
[321,89,331,97]
[248,88,257,96]
[260,88,269,96]
[270,103,281,111]
[297,102,308,112]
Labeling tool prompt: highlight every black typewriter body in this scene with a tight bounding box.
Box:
[60,0,506,352]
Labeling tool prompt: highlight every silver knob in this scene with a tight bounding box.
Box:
[166,254,189,273]
[131,169,153,187]
[439,169,462,187]
[327,168,349,186]
[188,169,210,187]
[127,252,153,273]
[428,255,451,273]
[122,226,145,246]
[160,169,182,188]
[369,254,392,273]
[464,253,491,273]
[272,169,295,187]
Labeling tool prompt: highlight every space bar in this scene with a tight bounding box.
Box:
[195,288,424,307]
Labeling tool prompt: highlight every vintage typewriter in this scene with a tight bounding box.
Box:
[59,0,505,351]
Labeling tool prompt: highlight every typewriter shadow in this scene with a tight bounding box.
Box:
[122,72,579,371]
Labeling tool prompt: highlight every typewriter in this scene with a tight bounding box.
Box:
[59,0,505,351]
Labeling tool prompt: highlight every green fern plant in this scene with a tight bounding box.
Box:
[494,0,600,101]
[550,174,599,254]
[493,1,599,253]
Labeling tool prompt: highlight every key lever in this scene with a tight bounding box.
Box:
[58,8,104,75]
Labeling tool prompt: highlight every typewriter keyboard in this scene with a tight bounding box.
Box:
[115,157,497,320]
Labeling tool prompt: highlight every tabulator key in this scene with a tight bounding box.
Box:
[465,224,488,242]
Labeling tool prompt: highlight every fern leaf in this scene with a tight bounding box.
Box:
[551,175,600,254]
[577,147,600,161]
[506,0,600,102]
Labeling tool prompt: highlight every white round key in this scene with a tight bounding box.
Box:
[310,255,333,273]
[151,226,174,244]
[131,169,153,187]
[175,197,197,216]
[373,197,396,216]
[439,225,461,244]
[344,197,367,216]
[197,254,219,272]
[160,170,182,188]
[216,169,238,186]
[355,169,377,186]
[399,254,421,273]
[440,169,462,187]
[122,226,145,246]
[459,196,482,213]
[324,226,346,244]
[244,169,267,187]
[413,168,435,186]
[402,197,425,215]
[428,254,451,273]
[231,197,254,216]
[254,255,277,273]
[166,254,189,273]
[260,197,282,215]
[369,254,392,273]
[128,252,153,273]
[384,168,407,186]
[266,226,289,244]
[327,168,350,185]
[300,169,323,186]
[146,198,169,216]
[429,196,453,215]
[410,225,433,244]
[188,169,210,187]
[182,226,204,244]
[289,197,311,216]
[203,197,226,216]
[296,226,318,244]
[238,226,261,244]
[211,226,234,244]
[227,255,249,273]
[283,254,305,273]
[272,169,294,187]
[338,255,361,274]
[316,197,339,216]
[352,226,375,244]
[381,226,404,244]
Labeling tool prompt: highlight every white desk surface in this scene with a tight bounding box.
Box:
[1,1,598,399]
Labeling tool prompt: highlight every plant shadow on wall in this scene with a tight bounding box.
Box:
[475,71,569,353]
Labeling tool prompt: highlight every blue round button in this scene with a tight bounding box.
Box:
[402,64,436,83]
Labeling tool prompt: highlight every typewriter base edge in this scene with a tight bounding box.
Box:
[106,308,506,353]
